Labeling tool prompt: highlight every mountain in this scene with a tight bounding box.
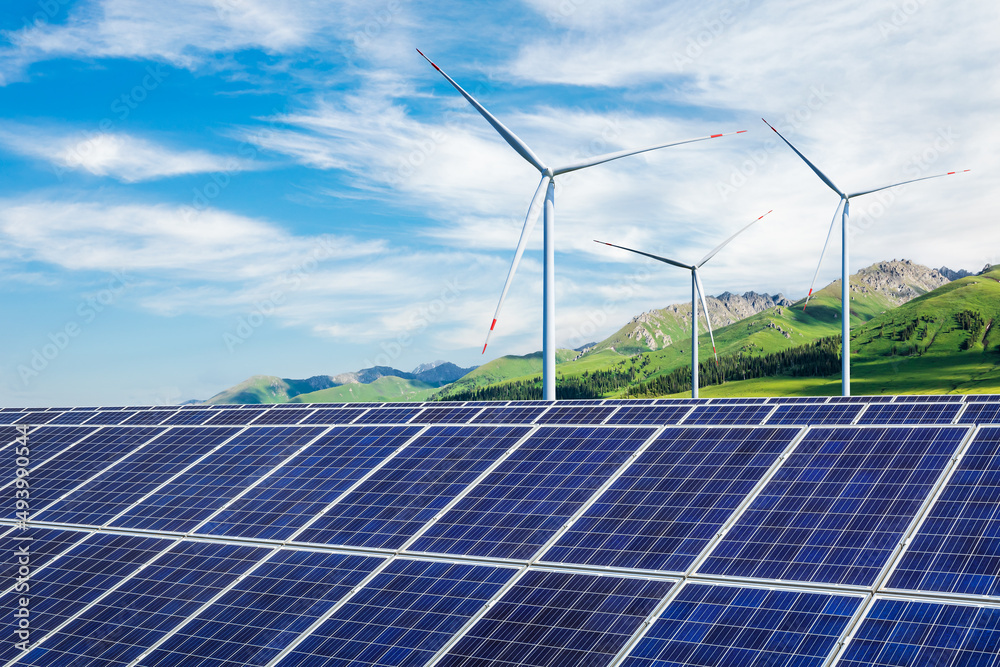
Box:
[938,266,975,281]
[203,361,477,404]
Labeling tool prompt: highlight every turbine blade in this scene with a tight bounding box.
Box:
[697,209,773,267]
[762,118,845,197]
[694,270,718,361]
[804,199,843,310]
[553,130,746,176]
[593,240,694,270]
[847,169,971,198]
[483,175,550,354]
[417,49,547,174]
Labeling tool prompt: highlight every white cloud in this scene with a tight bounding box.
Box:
[0,126,254,181]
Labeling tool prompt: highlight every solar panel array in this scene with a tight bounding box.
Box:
[4,393,1000,666]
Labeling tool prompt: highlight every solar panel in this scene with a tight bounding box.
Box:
[44,410,99,425]
[284,558,517,666]
[4,426,166,516]
[250,408,316,425]
[965,394,1000,403]
[698,426,968,586]
[604,404,693,425]
[12,410,61,425]
[0,527,90,583]
[893,394,964,402]
[540,426,799,572]
[471,405,549,423]
[683,404,774,425]
[1,532,176,664]
[120,409,177,425]
[110,426,328,533]
[767,396,830,404]
[5,425,97,463]
[411,406,485,423]
[535,405,617,424]
[14,540,270,666]
[604,398,659,405]
[159,408,217,425]
[198,425,424,541]
[0,412,25,424]
[620,583,862,667]
[37,426,243,526]
[765,403,864,425]
[837,598,1000,667]
[711,397,770,404]
[298,407,367,424]
[887,426,1000,597]
[203,408,257,425]
[957,402,1000,424]
[353,406,424,424]
[436,570,674,667]
[136,549,386,667]
[410,425,656,560]
[83,410,138,425]
[857,402,962,424]
[294,425,532,550]
[827,394,894,403]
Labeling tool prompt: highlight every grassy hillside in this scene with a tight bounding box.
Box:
[290,375,440,403]
[203,375,295,404]
[433,349,578,399]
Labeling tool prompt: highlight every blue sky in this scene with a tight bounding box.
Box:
[1,0,997,406]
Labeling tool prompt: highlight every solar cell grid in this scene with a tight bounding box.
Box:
[620,583,862,667]
[765,403,864,425]
[110,425,327,533]
[199,425,424,541]
[534,404,617,424]
[410,425,656,560]
[203,408,256,425]
[699,426,968,586]
[957,402,1000,424]
[965,394,1000,403]
[0,532,176,665]
[710,397,770,404]
[120,408,177,425]
[683,404,774,425]
[437,570,674,667]
[657,398,711,405]
[83,410,137,425]
[837,598,1000,667]
[37,426,243,526]
[0,528,90,585]
[857,402,962,424]
[605,404,693,425]
[44,410,99,425]
[284,558,517,667]
[353,406,423,424]
[160,408,216,425]
[887,427,1000,597]
[15,540,270,666]
[827,394,894,403]
[893,394,964,402]
[294,424,531,550]
[13,410,61,425]
[298,407,367,424]
[250,408,315,425]
[604,398,659,405]
[470,405,548,424]
[138,549,386,667]
[9,425,98,464]
[4,426,165,516]
[766,396,830,404]
[541,426,798,572]
[410,406,484,423]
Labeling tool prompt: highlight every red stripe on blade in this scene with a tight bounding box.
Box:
[490,319,497,331]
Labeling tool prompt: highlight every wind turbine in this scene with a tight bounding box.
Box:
[595,210,772,398]
[417,49,745,401]
[763,119,969,396]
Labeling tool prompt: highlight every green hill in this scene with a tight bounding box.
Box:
[291,375,441,403]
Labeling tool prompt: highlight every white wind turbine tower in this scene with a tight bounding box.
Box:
[417,49,745,401]
[596,210,772,398]
[764,119,969,396]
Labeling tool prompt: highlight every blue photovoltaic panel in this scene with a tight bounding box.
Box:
[353,406,424,424]
[828,394,894,403]
[138,549,385,667]
[438,570,674,667]
[857,402,962,424]
[111,426,327,533]
[9,425,97,463]
[120,409,179,425]
[298,407,367,424]
[199,425,423,541]
[16,541,269,667]
[285,558,517,667]
[294,425,531,550]
[0,528,90,584]
[958,402,1000,424]
[0,412,26,425]
[768,396,830,404]
[966,394,1000,402]
[160,408,216,425]
[44,410,99,425]
[888,427,1000,597]
[5,426,165,517]
[246,408,310,425]
[658,398,711,405]
[711,397,770,404]
[605,405,693,425]
[411,406,484,423]
[683,404,774,425]
[535,405,617,424]
[838,598,1000,667]
[0,532,175,665]
[766,403,864,425]
[83,410,137,425]
[37,427,242,526]
[410,426,656,561]
[699,426,967,586]
[203,408,257,425]
[605,398,659,405]
[471,405,548,424]
[894,394,964,402]
[620,583,861,667]
[13,410,61,425]
[542,426,798,572]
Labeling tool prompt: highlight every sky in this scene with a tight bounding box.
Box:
[0,0,997,406]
